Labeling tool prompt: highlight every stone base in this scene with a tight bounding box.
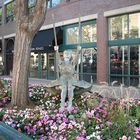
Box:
[0,122,32,140]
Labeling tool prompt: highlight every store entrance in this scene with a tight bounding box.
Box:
[29,52,56,80]
[47,53,56,80]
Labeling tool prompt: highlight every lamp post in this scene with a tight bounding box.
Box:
[52,14,59,79]
[76,16,81,80]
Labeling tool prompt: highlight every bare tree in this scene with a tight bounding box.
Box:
[11,0,47,108]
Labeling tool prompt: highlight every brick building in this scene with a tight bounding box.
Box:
[0,0,140,86]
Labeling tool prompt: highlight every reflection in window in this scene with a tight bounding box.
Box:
[109,12,140,40]
[48,0,61,8]
[109,15,128,40]
[0,7,2,25]
[82,24,97,43]
[110,45,140,86]
[6,1,15,23]
[129,13,140,38]
[66,27,79,44]
[66,21,97,45]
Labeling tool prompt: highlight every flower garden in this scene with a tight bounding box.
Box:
[0,80,140,140]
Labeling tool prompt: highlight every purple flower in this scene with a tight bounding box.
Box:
[63,118,68,123]
[76,136,86,140]
[11,123,16,128]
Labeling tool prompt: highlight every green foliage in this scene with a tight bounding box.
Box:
[0,110,6,121]
[136,106,140,122]
[129,104,140,127]
[103,105,135,139]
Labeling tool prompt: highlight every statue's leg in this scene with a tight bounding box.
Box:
[60,85,67,111]
[68,84,75,111]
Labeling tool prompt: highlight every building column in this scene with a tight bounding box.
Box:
[97,12,108,84]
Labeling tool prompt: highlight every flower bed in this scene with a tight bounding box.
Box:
[0,80,140,140]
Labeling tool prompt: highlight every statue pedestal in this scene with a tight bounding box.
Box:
[0,122,32,140]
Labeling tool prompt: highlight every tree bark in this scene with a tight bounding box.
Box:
[11,31,32,107]
[11,0,47,108]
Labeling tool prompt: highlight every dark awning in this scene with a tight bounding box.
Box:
[31,27,62,52]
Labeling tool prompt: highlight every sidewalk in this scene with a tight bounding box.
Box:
[0,75,52,85]
[0,75,140,99]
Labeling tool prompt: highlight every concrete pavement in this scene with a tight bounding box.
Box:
[0,76,52,85]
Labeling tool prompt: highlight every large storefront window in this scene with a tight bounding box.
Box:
[66,21,97,45]
[48,0,61,8]
[6,1,15,23]
[66,27,79,44]
[65,20,97,83]
[0,7,2,25]
[110,45,140,86]
[129,13,140,38]
[109,12,140,40]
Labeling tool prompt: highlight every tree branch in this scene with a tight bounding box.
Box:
[15,0,28,23]
[29,0,48,35]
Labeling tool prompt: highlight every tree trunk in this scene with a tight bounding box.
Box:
[11,30,32,107]
[11,0,47,108]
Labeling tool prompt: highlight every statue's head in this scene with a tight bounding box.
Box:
[63,49,72,62]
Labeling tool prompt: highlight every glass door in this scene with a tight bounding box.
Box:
[30,52,39,78]
[40,53,47,79]
[47,53,56,80]
[80,48,97,83]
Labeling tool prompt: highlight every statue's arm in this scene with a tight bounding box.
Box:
[73,45,81,65]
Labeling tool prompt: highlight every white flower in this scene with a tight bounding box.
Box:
[86,136,91,140]
[95,126,100,130]
[17,123,20,127]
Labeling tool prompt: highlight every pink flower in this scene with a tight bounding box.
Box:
[86,111,93,118]
[58,123,67,131]
[135,127,140,134]
[37,121,42,127]
[137,101,140,105]
[8,110,13,114]
[95,117,102,122]
[68,124,73,129]
[136,135,140,139]
[3,114,9,119]
[76,136,85,140]
[122,135,127,140]
[106,121,112,126]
